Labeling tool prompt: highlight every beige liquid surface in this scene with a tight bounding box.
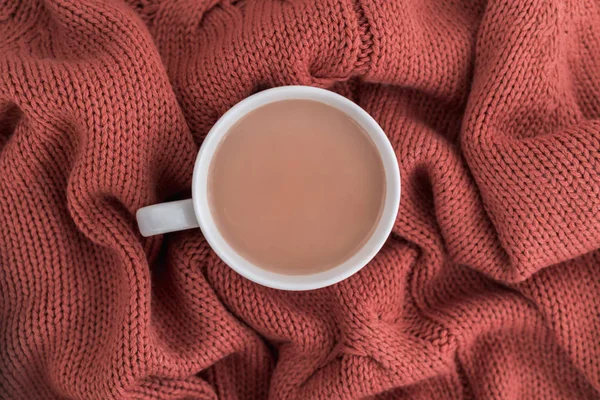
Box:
[208,99,386,275]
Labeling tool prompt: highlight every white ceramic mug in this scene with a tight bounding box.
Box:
[137,86,400,290]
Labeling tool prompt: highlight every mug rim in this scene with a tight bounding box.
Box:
[192,86,400,291]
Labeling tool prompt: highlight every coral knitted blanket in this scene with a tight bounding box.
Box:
[1,0,599,399]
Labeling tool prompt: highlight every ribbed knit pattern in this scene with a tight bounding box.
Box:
[0,0,599,399]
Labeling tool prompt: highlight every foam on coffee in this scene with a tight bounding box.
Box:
[208,99,386,275]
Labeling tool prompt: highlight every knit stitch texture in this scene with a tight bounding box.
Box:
[1,0,599,399]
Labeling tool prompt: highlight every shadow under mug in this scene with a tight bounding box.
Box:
[136,86,401,291]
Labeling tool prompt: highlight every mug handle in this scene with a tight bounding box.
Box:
[136,199,199,237]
